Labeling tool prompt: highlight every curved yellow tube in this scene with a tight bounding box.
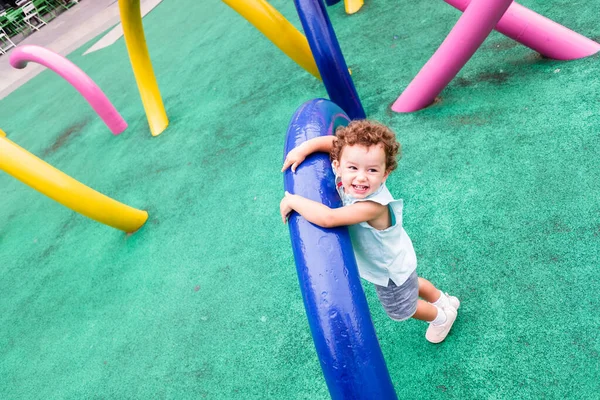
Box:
[223,0,321,80]
[0,136,148,232]
[118,0,168,136]
[344,0,364,14]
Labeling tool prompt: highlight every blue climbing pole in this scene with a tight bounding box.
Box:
[294,0,366,120]
[283,99,396,399]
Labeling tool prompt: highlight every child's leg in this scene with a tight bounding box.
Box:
[418,276,460,310]
[373,274,457,343]
[412,299,438,321]
[418,277,441,303]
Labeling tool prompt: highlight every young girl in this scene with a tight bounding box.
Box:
[280,120,459,343]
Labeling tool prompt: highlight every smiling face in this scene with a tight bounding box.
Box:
[332,143,390,199]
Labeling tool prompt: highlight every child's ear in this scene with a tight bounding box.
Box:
[383,170,390,182]
[332,160,340,172]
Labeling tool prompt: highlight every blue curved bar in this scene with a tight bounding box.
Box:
[294,0,366,120]
[325,0,341,5]
[283,99,397,400]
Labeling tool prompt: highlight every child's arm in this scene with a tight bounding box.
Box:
[281,136,336,172]
[280,191,386,228]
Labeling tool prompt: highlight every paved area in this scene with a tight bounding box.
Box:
[83,0,162,55]
[0,0,161,100]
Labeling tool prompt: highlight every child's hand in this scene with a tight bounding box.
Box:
[280,191,295,223]
[282,144,308,173]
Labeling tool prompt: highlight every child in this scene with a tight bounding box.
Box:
[280,120,459,343]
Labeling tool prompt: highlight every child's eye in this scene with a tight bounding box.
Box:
[348,166,357,170]
[368,169,378,173]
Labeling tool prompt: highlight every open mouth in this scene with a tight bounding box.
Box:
[352,184,369,193]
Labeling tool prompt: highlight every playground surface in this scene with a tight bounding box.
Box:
[1,0,599,398]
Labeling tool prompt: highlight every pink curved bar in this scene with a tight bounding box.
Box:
[444,0,600,60]
[392,0,513,113]
[9,45,127,135]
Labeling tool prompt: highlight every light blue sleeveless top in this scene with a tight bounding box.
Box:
[335,175,417,287]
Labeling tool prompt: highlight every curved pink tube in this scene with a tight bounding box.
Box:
[392,0,514,113]
[444,0,600,60]
[9,45,127,135]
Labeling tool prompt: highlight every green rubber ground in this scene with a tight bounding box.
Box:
[1,0,599,398]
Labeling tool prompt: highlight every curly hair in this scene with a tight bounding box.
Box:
[330,120,401,172]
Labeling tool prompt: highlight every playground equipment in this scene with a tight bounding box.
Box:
[343,0,363,14]
[294,0,365,119]
[324,0,363,14]
[392,0,600,112]
[118,0,168,136]
[442,0,600,60]
[226,0,364,119]
[283,98,397,399]
[0,131,148,232]
[9,45,128,135]
[223,0,321,79]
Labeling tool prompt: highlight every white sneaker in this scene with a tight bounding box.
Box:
[425,307,457,344]
[445,293,460,310]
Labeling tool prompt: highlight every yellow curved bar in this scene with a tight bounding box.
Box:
[223,0,321,80]
[344,0,364,14]
[0,129,5,137]
[118,0,168,137]
[0,136,148,232]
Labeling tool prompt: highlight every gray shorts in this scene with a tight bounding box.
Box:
[373,271,419,321]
